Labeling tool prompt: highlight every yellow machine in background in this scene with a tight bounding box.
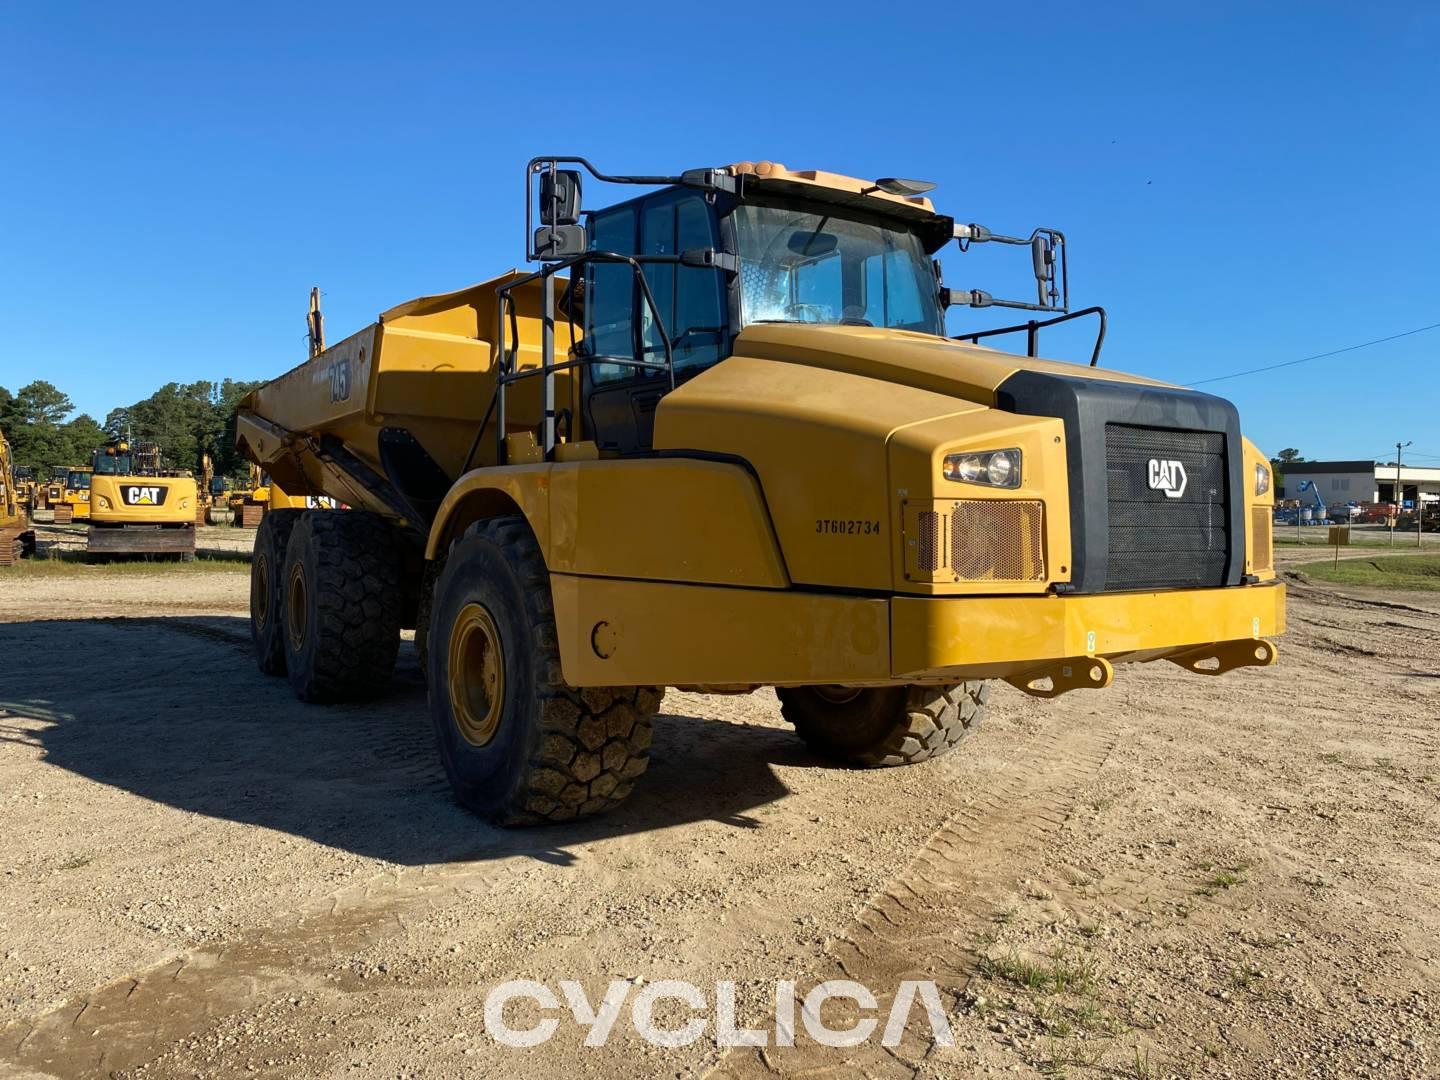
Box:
[237,159,1283,828]
[228,462,270,526]
[11,463,36,516]
[31,466,69,521]
[0,429,37,565]
[88,438,198,560]
[198,453,235,524]
[62,466,93,521]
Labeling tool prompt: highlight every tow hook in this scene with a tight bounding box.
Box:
[1165,638,1278,676]
[1005,656,1114,699]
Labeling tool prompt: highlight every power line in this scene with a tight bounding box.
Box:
[1186,321,1440,387]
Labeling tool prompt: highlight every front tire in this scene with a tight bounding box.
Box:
[427,516,662,826]
[776,682,988,767]
[283,511,403,702]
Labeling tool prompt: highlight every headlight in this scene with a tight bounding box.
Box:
[1254,462,1271,497]
[96,495,111,510]
[179,498,191,510]
[943,449,1022,489]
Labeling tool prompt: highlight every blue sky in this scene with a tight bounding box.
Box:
[2,3,1437,464]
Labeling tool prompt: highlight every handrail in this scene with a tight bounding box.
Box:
[486,251,676,466]
[955,306,1107,367]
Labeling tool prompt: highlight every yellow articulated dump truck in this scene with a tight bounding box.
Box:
[88,438,198,560]
[1,429,37,565]
[237,157,1283,826]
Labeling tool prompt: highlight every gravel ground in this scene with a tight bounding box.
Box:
[0,551,1436,1079]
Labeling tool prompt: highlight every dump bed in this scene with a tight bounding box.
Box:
[236,271,572,521]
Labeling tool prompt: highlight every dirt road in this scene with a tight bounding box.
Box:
[1,560,1436,1078]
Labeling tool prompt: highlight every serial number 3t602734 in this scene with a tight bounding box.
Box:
[815,519,882,536]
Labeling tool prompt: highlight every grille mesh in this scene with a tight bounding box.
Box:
[951,500,1045,582]
[916,510,943,573]
[1251,506,1272,572]
[1105,425,1228,590]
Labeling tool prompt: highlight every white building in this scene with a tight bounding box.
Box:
[1280,459,1440,506]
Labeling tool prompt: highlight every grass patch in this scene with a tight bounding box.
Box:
[980,948,1096,996]
[1197,862,1249,896]
[1230,965,1263,990]
[8,553,249,576]
[1304,554,1440,592]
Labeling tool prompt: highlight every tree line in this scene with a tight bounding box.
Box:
[0,378,263,480]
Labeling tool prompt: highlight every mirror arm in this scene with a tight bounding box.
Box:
[943,289,1064,314]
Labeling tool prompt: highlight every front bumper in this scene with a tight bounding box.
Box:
[552,573,1286,688]
[893,582,1285,680]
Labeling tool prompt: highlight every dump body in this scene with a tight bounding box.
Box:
[236,271,570,523]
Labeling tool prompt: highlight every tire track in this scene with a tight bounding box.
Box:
[708,722,1118,1079]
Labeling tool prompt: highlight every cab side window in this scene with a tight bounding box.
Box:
[673,197,725,373]
[582,205,637,382]
[592,193,726,385]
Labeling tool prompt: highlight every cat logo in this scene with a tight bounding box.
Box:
[1146,459,1188,499]
[122,485,167,506]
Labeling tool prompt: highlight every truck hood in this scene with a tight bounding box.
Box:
[732,323,1177,406]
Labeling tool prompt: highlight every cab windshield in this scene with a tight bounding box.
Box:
[93,453,132,476]
[735,203,941,334]
[67,471,90,490]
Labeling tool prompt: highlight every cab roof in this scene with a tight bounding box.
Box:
[724,160,954,253]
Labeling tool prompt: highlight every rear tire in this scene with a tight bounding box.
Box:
[250,508,302,675]
[776,682,988,767]
[283,511,403,702]
[427,516,663,826]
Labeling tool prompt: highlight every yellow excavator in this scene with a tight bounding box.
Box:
[88,437,198,560]
[0,429,37,565]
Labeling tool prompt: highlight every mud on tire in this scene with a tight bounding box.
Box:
[283,510,404,702]
[250,508,302,675]
[776,682,988,767]
[427,515,663,826]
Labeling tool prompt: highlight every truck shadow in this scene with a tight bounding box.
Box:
[0,616,800,868]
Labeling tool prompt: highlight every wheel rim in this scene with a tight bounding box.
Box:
[813,685,863,705]
[448,602,505,747]
[254,553,270,629]
[286,563,307,651]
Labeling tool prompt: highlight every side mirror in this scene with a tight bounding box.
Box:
[533,168,587,261]
[540,169,582,226]
[1031,234,1055,306]
[534,223,588,260]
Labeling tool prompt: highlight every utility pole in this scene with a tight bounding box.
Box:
[1391,440,1411,546]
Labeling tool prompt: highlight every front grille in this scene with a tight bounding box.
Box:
[952,500,1046,582]
[1105,425,1228,590]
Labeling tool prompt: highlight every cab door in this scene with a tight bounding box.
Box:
[582,191,728,454]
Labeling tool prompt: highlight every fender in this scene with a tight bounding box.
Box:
[425,457,790,589]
